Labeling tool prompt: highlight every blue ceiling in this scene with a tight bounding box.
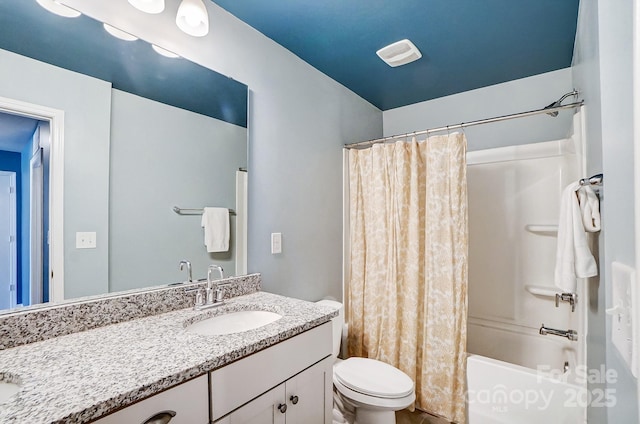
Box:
[0,0,247,127]
[210,0,580,110]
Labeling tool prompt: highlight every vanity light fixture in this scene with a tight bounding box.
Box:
[176,0,209,37]
[35,0,81,18]
[152,44,180,58]
[103,24,139,41]
[127,0,165,14]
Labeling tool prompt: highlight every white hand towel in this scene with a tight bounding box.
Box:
[577,185,601,232]
[201,207,230,252]
[554,182,599,292]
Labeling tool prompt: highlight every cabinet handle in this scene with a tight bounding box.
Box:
[290,395,299,405]
[277,403,288,414]
[142,410,176,424]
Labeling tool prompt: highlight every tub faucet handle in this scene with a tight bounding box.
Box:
[555,292,577,312]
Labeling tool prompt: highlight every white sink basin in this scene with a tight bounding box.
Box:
[186,310,283,336]
[0,381,20,404]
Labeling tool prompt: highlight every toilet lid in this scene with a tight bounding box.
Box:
[334,357,414,399]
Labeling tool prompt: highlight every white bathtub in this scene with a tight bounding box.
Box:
[467,355,586,424]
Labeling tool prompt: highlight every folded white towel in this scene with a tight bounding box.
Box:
[554,182,599,292]
[201,207,230,252]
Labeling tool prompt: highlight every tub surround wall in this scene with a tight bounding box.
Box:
[466,138,584,373]
[0,273,261,350]
[0,291,337,423]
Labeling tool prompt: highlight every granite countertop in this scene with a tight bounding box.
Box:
[0,291,337,423]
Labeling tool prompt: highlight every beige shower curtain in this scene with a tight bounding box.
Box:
[347,133,468,424]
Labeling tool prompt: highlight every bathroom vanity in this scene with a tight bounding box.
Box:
[94,322,332,424]
[0,277,337,424]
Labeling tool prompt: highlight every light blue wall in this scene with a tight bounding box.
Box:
[574,0,638,422]
[0,48,112,299]
[200,6,383,301]
[574,0,637,421]
[62,0,383,302]
[108,89,247,291]
[383,68,574,150]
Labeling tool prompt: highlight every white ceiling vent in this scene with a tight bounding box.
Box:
[376,39,422,67]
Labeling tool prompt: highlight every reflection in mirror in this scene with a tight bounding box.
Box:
[0,0,248,314]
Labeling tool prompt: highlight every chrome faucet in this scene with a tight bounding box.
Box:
[203,264,225,306]
[179,260,193,283]
[189,264,226,310]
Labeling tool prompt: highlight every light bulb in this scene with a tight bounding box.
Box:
[128,0,165,14]
[176,0,209,37]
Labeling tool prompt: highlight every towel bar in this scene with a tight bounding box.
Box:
[173,206,236,216]
[579,173,603,186]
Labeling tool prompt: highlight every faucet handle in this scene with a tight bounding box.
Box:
[194,290,205,307]
[215,287,224,303]
[555,292,577,312]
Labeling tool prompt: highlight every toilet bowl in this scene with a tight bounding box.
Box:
[316,300,415,424]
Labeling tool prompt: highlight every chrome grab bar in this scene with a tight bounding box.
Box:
[555,292,577,312]
[539,324,578,341]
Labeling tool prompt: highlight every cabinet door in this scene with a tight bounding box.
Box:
[285,357,333,424]
[93,375,208,424]
[215,384,286,424]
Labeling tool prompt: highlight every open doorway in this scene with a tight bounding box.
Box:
[0,111,49,308]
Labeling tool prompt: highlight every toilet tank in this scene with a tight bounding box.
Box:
[315,299,343,359]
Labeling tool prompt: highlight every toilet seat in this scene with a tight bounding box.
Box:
[334,358,415,407]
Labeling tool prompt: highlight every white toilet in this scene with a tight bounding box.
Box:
[317,300,415,424]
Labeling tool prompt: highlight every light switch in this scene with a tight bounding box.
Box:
[76,232,97,249]
[271,232,282,254]
[606,262,636,376]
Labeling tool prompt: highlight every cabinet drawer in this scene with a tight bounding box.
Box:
[210,322,332,420]
[92,375,208,424]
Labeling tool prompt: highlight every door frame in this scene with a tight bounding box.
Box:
[0,96,65,303]
[0,171,17,309]
[29,147,44,304]
[633,0,640,388]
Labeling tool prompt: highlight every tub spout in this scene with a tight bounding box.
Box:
[539,324,578,341]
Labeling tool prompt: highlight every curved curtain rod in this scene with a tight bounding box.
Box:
[344,90,583,150]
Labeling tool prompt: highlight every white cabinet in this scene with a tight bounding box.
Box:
[216,382,286,424]
[215,356,332,424]
[283,357,332,424]
[210,322,333,424]
[92,322,332,424]
[93,375,209,423]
